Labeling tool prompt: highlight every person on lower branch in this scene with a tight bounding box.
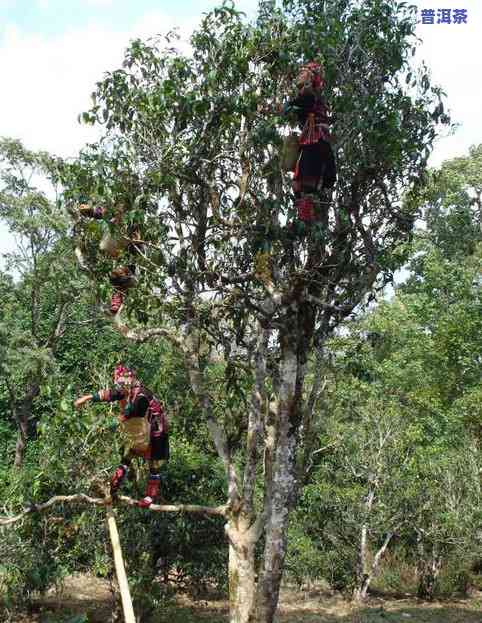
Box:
[74,365,169,508]
[283,61,337,224]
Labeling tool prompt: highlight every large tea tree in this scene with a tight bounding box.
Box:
[62,1,448,620]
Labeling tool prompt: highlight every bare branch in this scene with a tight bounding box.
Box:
[0,493,228,527]
[117,495,228,517]
[182,313,241,501]
[110,315,184,350]
[46,301,69,348]
[305,294,355,314]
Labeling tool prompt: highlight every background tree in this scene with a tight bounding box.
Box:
[400,145,482,596]
[0,307,230,617]
[288,145,482,602]
[0,138,82,467]
[409,447,480,600]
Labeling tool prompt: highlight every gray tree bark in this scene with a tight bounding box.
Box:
[11,384,40,468]
[417,537,442,600]
[353,529,393,601]
[227,515,259,623]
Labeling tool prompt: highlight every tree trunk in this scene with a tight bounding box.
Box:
[416,537,442,600]
[353,530,393,602]
[417,551,442,600]
[353,522,370,602]
[353,489,374,601]
[13,384,40,468]
[14,410,28,468]
[252,441,296,622]
[227,516,258,623]
[251,343,300,623]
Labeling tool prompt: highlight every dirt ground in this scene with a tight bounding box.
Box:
[3,575,482,623]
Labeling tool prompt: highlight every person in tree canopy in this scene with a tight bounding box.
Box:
[77,172,144,315]
[283,61,337,223]
[74,364,169,508]
[77,202,141,314]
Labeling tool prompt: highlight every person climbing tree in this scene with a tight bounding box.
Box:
[283,61,337,223]
[77,201,142,314]
[76,170,144,314]
[74,365,169,508]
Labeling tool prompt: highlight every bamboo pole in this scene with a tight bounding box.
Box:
[106,507,136,623]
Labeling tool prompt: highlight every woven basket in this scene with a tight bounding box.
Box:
[120,417,150,453]
[100,233,129,258]
[280,133,300,172]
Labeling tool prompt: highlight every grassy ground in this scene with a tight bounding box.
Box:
[3,575,482,623]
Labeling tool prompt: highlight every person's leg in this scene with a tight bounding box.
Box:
[319,141,337,190]
[293,145,322,223]
[109,266,136,314]
[110,450,133,495]
[138,433,169,508]
[299,141,337,225]
[137,460,163,508]
[109,288,125,315]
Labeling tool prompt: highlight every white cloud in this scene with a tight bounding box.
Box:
[0,9,196,268]
[413,1,482,166]
[0,10,196,159]
[1,24,117,157]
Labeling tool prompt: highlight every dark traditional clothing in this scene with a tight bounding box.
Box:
[78,203,142,314]
[92,385,169,461]
[92,366,169,506]
[284,62,337,222]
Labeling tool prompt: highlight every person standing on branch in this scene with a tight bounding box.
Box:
[283,61,337,223]
[74,365,169,508]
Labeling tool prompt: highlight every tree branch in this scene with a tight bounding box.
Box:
[183,313,241,502]
[305,294,355,314]
[46,301,68,348]
[0,493,228,527]
[110,315,184,350]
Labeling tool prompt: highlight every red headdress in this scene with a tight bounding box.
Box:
[113,364,136,385]
[299,61,325,89]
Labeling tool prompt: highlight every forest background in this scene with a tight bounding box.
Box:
[0,1,481,623]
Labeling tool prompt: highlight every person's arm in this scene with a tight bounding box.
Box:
[78,204,105,219]
[73,388,124,409]
[74,394,94,409]
[284,92,314,112]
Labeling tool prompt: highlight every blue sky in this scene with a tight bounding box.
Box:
[0,0,481,262]
[0,0,254,40]
[0,0,223,36]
